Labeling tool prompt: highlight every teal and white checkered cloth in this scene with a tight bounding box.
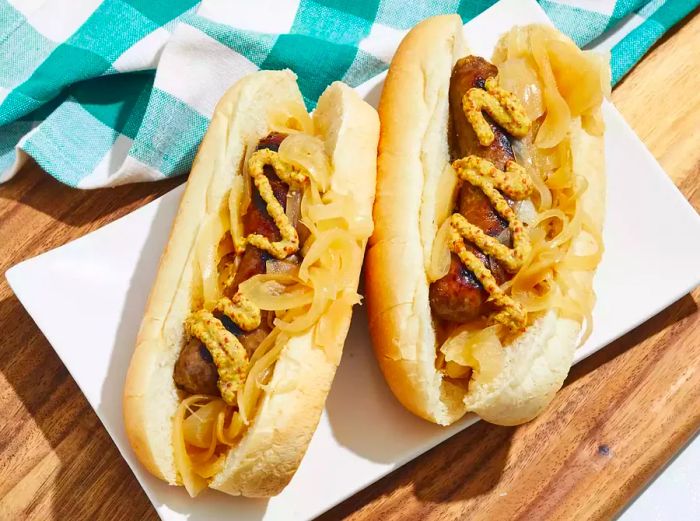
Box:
[1,0,696,188]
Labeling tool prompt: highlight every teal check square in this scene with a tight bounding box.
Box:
[292,0,376,43]
[0,4,57,91]
[67,0,159,63]
[0,89,50,126]
[342,49,387,86]
[129,88,209,176]
[313,0,380,21]
[22,101,120,186]
[121,0,200,26]
[457,0,498,20]
[71,71,155,139]
[21,45,110,102]
[261,34,358,108]
[186,16,278,68]
[0,120,34,172]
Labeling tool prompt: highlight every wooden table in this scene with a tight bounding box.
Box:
[1,12,699,521]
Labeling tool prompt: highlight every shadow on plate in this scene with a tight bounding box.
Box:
[360,77,385,109]
[324,296,456,464]
[318,420,516,520]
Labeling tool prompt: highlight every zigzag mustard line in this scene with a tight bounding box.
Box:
[462,77,531,147]
[448,145,533,328]
[235,149,308,260]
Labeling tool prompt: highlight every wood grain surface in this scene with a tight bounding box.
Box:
[1,11,699,521]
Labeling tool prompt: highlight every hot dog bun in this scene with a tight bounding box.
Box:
[124,70,379,496]
[366,15,606,426]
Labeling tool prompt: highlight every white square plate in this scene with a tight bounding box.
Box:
[6,1,700,519]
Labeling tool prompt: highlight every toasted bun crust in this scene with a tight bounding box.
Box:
[124,71,379,496]
[366,16,606,426]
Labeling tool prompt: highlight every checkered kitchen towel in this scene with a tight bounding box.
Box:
[0,0,697,188]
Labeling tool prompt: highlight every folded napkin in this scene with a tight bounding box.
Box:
[0,0,696,188]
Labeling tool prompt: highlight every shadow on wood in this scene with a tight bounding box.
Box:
[0,294,157,519]
[0,160,180,228]
[317,422,514,521]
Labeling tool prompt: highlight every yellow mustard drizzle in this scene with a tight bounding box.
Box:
[463,77,531,147]
[186,149,308,404]
[185,309,249,405]
[215,293,261,332]
[235,149,308,259]
[448,77,533,330]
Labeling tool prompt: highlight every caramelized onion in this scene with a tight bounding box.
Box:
[266,258,299,276]
[494,25,608,146]
[498,57,544,121]
[428,217,453,282]
[547,40,606,117]
[239,273,313,311]
[435,164,459,226]
[298,228,362,289]
[487,25,606,346]
[219,411,244,444]
[516,199,537,226]
[445,360,472,379]
[440,326,504,383]
[530,30,571,148]
[286,188,302,229]
[182,400,225,449]
[512,138,552,210]
[275,267,334,333]
[582,107,605,136]
[236,136,259,221]
[278,134,331,192]
[306,193,374,237]
[315,291,358,365]
[197,213,229,305]
[173,395,211,497]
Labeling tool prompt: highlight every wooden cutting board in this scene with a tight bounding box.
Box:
[1,10,699,521]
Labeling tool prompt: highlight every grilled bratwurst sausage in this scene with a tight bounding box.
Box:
[428,56,514,323]
[172,338,220,396]
[172,133,288,395]
[449,56,515,168]
[229,132,289,294]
